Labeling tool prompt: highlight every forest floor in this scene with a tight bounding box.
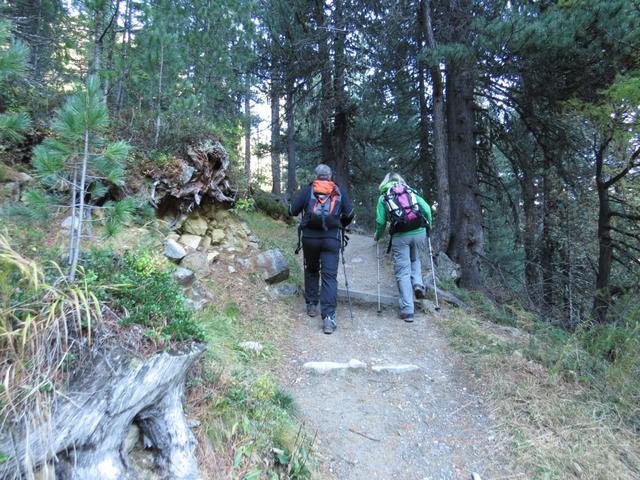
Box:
[195,214,638,479]
[275,233,522,479]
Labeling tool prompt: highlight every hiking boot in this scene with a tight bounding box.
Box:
[414,285,426,299]
[306,303,318,317]
[322,315,337,334]
[400,312,414,323]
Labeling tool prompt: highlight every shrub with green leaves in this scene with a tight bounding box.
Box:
[253,190,291,222]
[86,249,204,342]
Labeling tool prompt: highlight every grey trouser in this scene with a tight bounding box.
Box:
[391,231,426,314]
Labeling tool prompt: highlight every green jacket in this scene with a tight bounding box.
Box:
[374,180,432,241]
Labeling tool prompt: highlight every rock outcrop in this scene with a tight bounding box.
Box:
[0,164,33,203]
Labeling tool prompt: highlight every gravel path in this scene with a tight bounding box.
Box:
[276,234,516,479]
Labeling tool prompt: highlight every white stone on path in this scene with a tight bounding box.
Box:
[371,364,420,373]
[303,359,367,373]
[239,341,263,354]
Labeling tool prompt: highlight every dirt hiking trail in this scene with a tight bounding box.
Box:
[278,234,517,480]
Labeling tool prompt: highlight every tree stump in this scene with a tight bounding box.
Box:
[0,344,205,480]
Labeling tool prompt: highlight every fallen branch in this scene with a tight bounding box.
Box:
[348,428,381,442]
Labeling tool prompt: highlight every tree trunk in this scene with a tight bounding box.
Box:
[445,65,484,289]
[270,79,281,195]
[521,176,538,302]
[92,6,103,75]
[540,151,555,315]
[115,0,132,114]
[286,81,297,197]
[416,0,431,197]
[244,86,251,181]
[154,39,164,147]
[421,0,450,253]
[562,202,575,326]
[68,164,79,266]
[594,146,613,323]
[103,0,120,100]
[331,0,348,190]
[32,0,44,77]
[70,129,90,281]
[315,0,333,165]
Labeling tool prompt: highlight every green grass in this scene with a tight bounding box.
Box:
[85,248,205,342]
[192,305,314,479]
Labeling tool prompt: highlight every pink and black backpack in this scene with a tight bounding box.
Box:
[382,183,426,235]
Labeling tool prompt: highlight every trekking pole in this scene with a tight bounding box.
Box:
[427,232,440,311]
[341,229,354,323]
[376,241,382,314]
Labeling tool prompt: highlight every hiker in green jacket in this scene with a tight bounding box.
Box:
[373,173,432,322]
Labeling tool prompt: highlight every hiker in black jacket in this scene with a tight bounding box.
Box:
[289,164,354,334]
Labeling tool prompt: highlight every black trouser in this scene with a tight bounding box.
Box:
[302,235,341,319]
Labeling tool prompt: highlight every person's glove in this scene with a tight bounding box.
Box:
[373,233,380,242]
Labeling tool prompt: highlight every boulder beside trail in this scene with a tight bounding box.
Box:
[180,251,210,277]
[0,166,33,202]
[424,250,461,283]
[184,280,214,310]
[251,249,289,284]
[209,228,225,245]
[182,215,208,236]
[61,215,80,231]
[178,234,202,251]
[165,239,187,261]
[174,267,195,287]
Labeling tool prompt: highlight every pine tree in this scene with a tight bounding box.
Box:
[32,75,130,280]
[0,21,31,144]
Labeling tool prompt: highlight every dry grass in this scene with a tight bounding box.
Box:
[0,234,102,424]
[441,309,640,479]
[0,233,106,479]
